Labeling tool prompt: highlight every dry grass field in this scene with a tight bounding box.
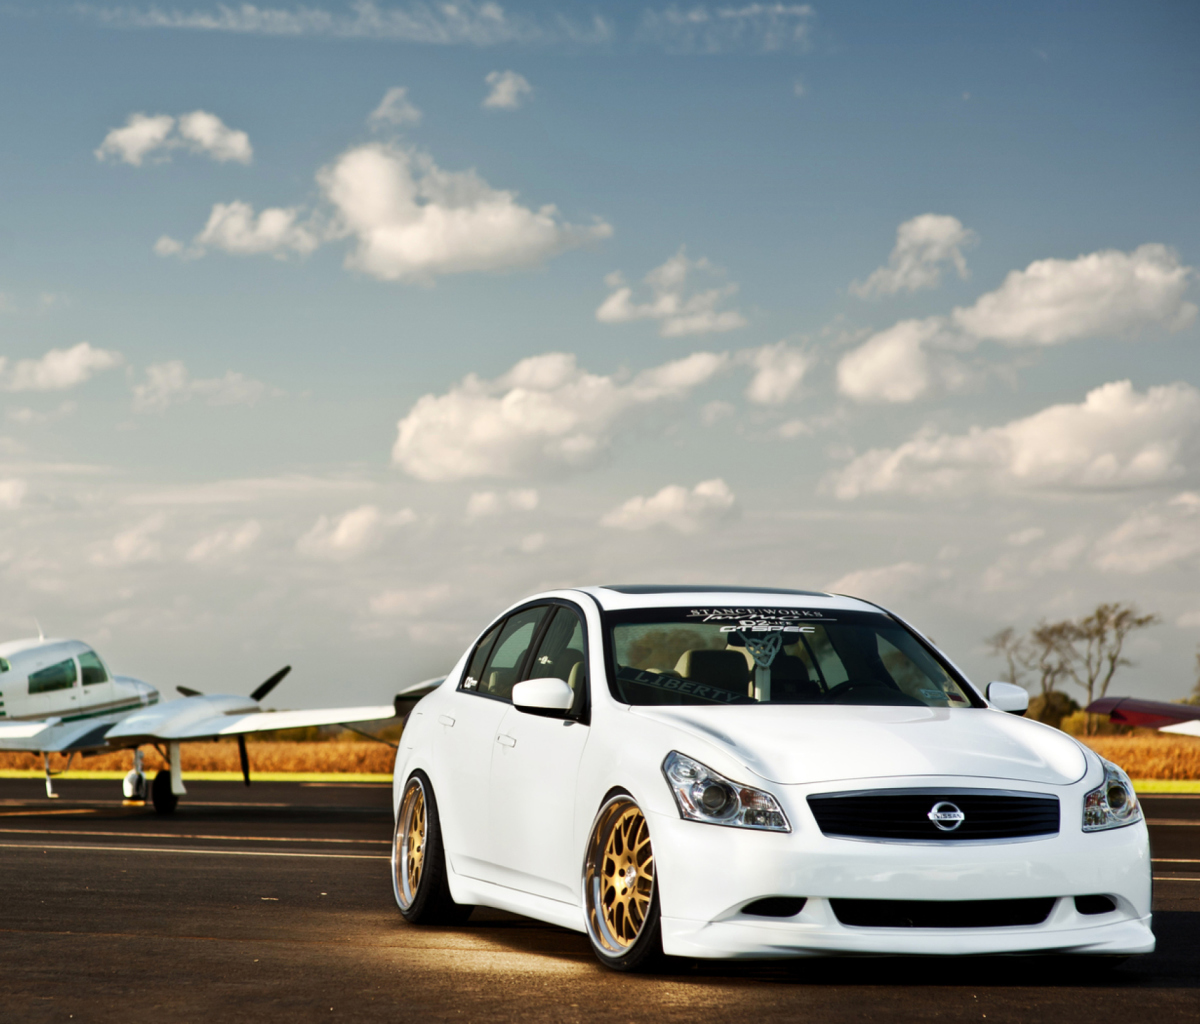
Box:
[2,731,1197,780]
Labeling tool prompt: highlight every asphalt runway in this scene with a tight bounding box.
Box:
[0,778,1196,1023]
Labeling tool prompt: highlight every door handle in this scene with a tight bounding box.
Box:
[496,734,516,748]
[438,715,456,727]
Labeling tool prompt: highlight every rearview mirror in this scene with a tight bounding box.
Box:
[987,682,1029,716]
[512,677,573,718]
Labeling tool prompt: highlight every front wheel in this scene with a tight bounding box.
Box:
[150,769,177,815]
[392,772,473,925]
[583,794,664,972]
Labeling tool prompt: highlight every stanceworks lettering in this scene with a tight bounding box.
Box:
[686,608,834,632]
[615,666,749,704]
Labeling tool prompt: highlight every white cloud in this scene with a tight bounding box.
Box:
[0,343,122,392]
[639,3,815,53]
[393,350,728,481]
[96,110,252,166]
[131,361,276,413]
[0,478,28,509]
[601,478,736,533]
[1007,526,1045,547]
[466,488,539,519]
[831,380,1200,499]
[185,520,262,563]
[826,562,936,603]
[90,515,165,566]
[835,318,944,403]
[82,2,612,46]
[296,504,417,560]
[94,113,175,166]
[1177,609,1200,629]
[320,144,610,282]
[192,201,319,258]
[176,110,253,163]
[596,248,746,337]
[518,532,546,554]
[850,214,976,298]
[1093,492,1200,574]
[369,584,452,617]
[741,341,813,404]
[369,87,422,127]
[483,70,532,109]
[952,243,1196,345]
[153,235,185,257]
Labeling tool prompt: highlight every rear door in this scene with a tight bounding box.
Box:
[433,605,549,881]
[488,604,592,904]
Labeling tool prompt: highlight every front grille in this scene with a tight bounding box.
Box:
[831,898,1056,929]
[807,789,1060,841]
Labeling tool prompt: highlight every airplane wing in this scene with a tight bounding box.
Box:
[170,705,396,740]
[0,718,123,753]
[1086,696,1200,730]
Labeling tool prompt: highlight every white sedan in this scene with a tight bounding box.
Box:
[390,586,1153,970]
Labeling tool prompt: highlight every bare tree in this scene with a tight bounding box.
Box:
[985,627,1030,688]
[1027,621,1075,698]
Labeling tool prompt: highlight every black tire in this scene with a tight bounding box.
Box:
[583,794,666,972]
[151,769,178,816]
[392,771,473,925]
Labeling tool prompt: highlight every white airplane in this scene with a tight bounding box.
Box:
[0,635,395,813]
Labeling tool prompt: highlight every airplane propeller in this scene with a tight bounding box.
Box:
[251,665,291,703]
[177,686,203,697]
[238,735,251,787]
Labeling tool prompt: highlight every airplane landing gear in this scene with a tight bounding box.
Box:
[151,769,178,815]
[123,749,148,802]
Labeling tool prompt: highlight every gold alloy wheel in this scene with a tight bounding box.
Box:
[584,797,655,955]
[393,778,427,911]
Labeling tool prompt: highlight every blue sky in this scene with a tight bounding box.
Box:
[0,1,1197,706]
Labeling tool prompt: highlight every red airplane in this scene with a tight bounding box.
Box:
[1086,696,1200,736]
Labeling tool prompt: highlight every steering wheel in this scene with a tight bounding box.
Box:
[824,678,894,697]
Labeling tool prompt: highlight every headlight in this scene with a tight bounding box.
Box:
[662,751,790,832]
[1082,759,1142,832]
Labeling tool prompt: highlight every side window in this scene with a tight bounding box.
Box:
[526,608,587,690]
[29,658,77,695]
[79,651,109,685]
[460,622,504,693]
[476,606,547,701]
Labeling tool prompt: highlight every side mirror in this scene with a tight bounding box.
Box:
[512,677,573,718]
[987,681,1029,716]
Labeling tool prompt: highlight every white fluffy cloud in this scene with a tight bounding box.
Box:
[466,488,539,519]
[369,87,422,127]
[90,516,165,566]
[825,562,938,603]
[393,350,728,481]
[96,110,252,165]
[185,520,262,563]
[132,361,276,412]
[601,478,736,533]
[596,248,746,337]
[741,341,814,404]
[483,70,532,109]
[296,504,417,559]
[320,144,610,282]
[836,318,942,403]
[0,343,122,392]
[1093,492,1200,574]
[168,141,608,279]
[850,214,976,298]
[838,243,1196,403]
[191,201,319,257]
[952,243,1196,345]
[831,380,1200,500]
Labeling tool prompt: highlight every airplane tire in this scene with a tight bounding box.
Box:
[151,769,178,815]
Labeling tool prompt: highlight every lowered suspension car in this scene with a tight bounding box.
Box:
[390,586,1153,969]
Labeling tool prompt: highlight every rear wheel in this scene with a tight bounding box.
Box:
[583,794,664,972]
[392,772,473,925]
[150,769,177,816]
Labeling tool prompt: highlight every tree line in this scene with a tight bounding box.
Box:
[984,602,1186,734]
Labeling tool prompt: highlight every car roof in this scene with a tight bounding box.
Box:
[569,585,880,614]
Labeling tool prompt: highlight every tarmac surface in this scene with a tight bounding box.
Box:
[0,777,1196,1023]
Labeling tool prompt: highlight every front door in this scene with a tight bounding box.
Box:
[488,605,591,904]
[433,605,549,881]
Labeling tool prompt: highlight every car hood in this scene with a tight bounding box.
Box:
[630,704,1089,786]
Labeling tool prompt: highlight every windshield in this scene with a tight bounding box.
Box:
[605,606,981,708]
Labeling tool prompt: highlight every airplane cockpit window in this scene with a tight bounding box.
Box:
[0,657,9,672]
[28,658,77,694]
[79,651,109,685]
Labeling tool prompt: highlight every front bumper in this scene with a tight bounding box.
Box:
[647,777,1154,959]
